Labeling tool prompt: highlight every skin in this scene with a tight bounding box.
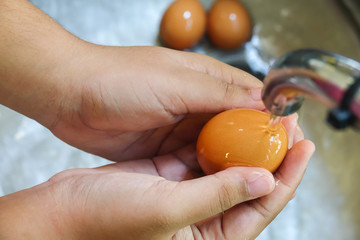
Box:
[0,0,315,239]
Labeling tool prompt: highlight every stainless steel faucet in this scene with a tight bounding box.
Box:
[261,49,360,130]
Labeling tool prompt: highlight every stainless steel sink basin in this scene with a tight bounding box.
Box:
[1,0,359,239]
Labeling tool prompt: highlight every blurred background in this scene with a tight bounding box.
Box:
[0,0,359,239]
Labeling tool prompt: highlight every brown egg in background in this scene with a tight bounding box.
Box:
[160,0,207,50]
[207,0,253,50]
[159,0,252,51]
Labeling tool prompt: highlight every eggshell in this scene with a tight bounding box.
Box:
[197,109,288,174]
[207,0,252,49]
[160,0,206,50]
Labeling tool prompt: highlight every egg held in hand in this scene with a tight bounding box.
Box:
[160,0,206,50]
[196,109,288,174]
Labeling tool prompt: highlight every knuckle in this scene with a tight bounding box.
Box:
[48,169,79,183]
[47,168,93,184]
[219,80,251,105]
[151,206,173,230]
[219,81,236,100]
[249,199,273,219]
[147,181,177,230]
[213,176,238,212]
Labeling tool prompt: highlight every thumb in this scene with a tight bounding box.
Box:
[167,167,275,227]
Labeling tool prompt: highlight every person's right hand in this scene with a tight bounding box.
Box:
[0,114,315,240]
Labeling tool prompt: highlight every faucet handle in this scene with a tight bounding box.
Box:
[327,77,360,129]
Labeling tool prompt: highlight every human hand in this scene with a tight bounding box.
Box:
[48,45,265,161]
[0,115,315,240]
[1,0,263,162]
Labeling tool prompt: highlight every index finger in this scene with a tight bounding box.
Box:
[170,50,263,88]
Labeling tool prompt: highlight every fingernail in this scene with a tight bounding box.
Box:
[250,88,263,101]
[247,172,275,198]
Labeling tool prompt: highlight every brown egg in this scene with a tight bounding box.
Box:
[208,0,252,49]
[197,109,288,174]
[160,0,206,50]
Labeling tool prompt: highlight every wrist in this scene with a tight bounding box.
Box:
[0,0,86,128]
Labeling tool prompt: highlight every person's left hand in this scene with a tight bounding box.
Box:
[0,115,315,240]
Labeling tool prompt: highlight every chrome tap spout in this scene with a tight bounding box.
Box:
[261,49,360,130]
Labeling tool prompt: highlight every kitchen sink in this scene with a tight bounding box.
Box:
[1,0,359,239]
